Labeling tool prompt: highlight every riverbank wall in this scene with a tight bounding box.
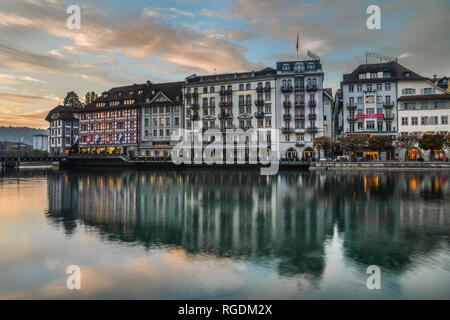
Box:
[310,161,450,171]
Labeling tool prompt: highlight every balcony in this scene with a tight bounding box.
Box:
[280,85,293,93]
[296,142,305,147]
[192,91,199,98]
[383,102,394,108]
[188,114,200,121]
[191,103,200,111]
[383,114,394,120]
[294,85,305,92]
[219,89,233,96]
[202,104,209,109]
[254,99,265,106]
[254,111,265,118]
[308,114,317,121]
[346,103,357,109]
[256,87,264,93]
[283,101,291,108]
[306,84,318,92]
[306,127,318,133]
[184,92,192,99]
[295,114,305,120]
[219,101,232,108]
[308,101,316,107]
[347,116,357,121]
[218,112,233,120]
[283,114,292,121]
[281,127,294,134]
[264,86,271,92]
[295,101,305,107]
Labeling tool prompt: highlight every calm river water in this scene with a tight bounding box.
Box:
[0,169,449,299]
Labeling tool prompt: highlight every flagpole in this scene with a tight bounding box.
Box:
[296,32,299,61]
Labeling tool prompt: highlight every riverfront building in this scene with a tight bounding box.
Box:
[76,85,140,156]
[45,105,79,156]
[341,61,404,138]
[32,134,48,152]
[138,81,184,158]
[276,60,325,160]
[183,68,277,160]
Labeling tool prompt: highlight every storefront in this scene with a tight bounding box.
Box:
[430,149,445,160]
[407,148,421,161]
[363,151,379,160]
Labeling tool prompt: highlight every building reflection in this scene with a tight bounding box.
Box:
[46,169,450,279]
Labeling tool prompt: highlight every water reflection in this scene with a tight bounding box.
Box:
[46,169,450,283]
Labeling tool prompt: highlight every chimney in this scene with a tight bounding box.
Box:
[433,75,437,84]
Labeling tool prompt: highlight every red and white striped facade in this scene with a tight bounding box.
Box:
[76,107,138,150]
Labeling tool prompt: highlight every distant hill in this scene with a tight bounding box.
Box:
[0,126,47,146]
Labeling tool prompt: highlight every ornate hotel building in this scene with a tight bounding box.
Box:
[75,81,184,158]
[183,68,277,159]
[76,85,141,156]
[138,81,184,158]
[45,105,79,156]
[276,60,325,160]
[341,61,404,137]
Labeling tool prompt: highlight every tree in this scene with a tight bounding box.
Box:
[368,135,394,158]
[339,134,368,156]
[396,134,419,151]
[419,134,446,153]
[313,136,335,157]
[63,91,81,108]
[85,91,98,105]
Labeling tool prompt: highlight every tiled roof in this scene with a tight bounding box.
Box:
[342,61,425,84]
[398,94,450,101]
[186,67,276,84]
[80,81,184,111]
[45,105,77,121]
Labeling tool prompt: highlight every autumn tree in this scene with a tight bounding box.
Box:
[63,91,82,108]
[85,91,98,105]
[313,136,336,157]
[368,135,394,157]
[396,133,419,150]
[419,134,446,152]
[339,134,368,156]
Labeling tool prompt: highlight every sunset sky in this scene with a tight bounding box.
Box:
[0,0,448,129]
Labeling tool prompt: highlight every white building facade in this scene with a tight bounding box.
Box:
[45,105,78,155]
[32,134,48,152]
[183,69,277,161]
[276,60,324,160]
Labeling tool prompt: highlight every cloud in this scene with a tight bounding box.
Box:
[0,109,50,128]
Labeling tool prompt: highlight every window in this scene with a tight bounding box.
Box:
[239,84,244,91]
[434,102,446,109]
[210,87,215,93]
[377,84,382,91]
[282,64,290,71]
[421,117,428,125]
[359,73,366,79]
[402,88,415,94]
[367,121,375,130]
[401,117,408,125]
[357,85,362,92]
[246,83,251,90]
[370,73,377,79]
[420,103,428,110]
[366,96,374,103]
[367,108,374,114]
[442,116,448,125]
[203,87,208,93]
[411,117,418,125]
[383,72,391,78]
[349,85,354,92]
[385,83,391,91]
[423,88,433,94]
[357,122,363,130]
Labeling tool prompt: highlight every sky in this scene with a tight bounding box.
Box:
[0,0,449,129]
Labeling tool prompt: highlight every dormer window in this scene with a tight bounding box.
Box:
[282,64,290,71]
[359,73,366,79]
[383,72,392,78]
[294,62,304,72]
[246,83,251,90]
[307,62,315,70]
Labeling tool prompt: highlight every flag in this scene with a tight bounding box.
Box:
[118,135,125,143]
[296,32,299,52]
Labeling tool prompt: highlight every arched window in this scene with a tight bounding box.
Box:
[294,62,304,72]
[282,64,290,71]
[307,62,315,70]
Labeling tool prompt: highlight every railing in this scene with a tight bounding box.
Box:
[254,111,265,118]
[256,87,264,93]
[295,114,305,120]
[264,86,271,92]
[306,84,318,91]
[281,127,294,134]
[383,102,394,108]
[308,101,316,107]
[346,103,357,109]
[280,86,293,93]
[308,114,317,120]
[254,99,265,106]
[283,114,292,121]
[295,101,305,107]
[283,101,291,108]
[306,127,318,133]
[294,85,305,91]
